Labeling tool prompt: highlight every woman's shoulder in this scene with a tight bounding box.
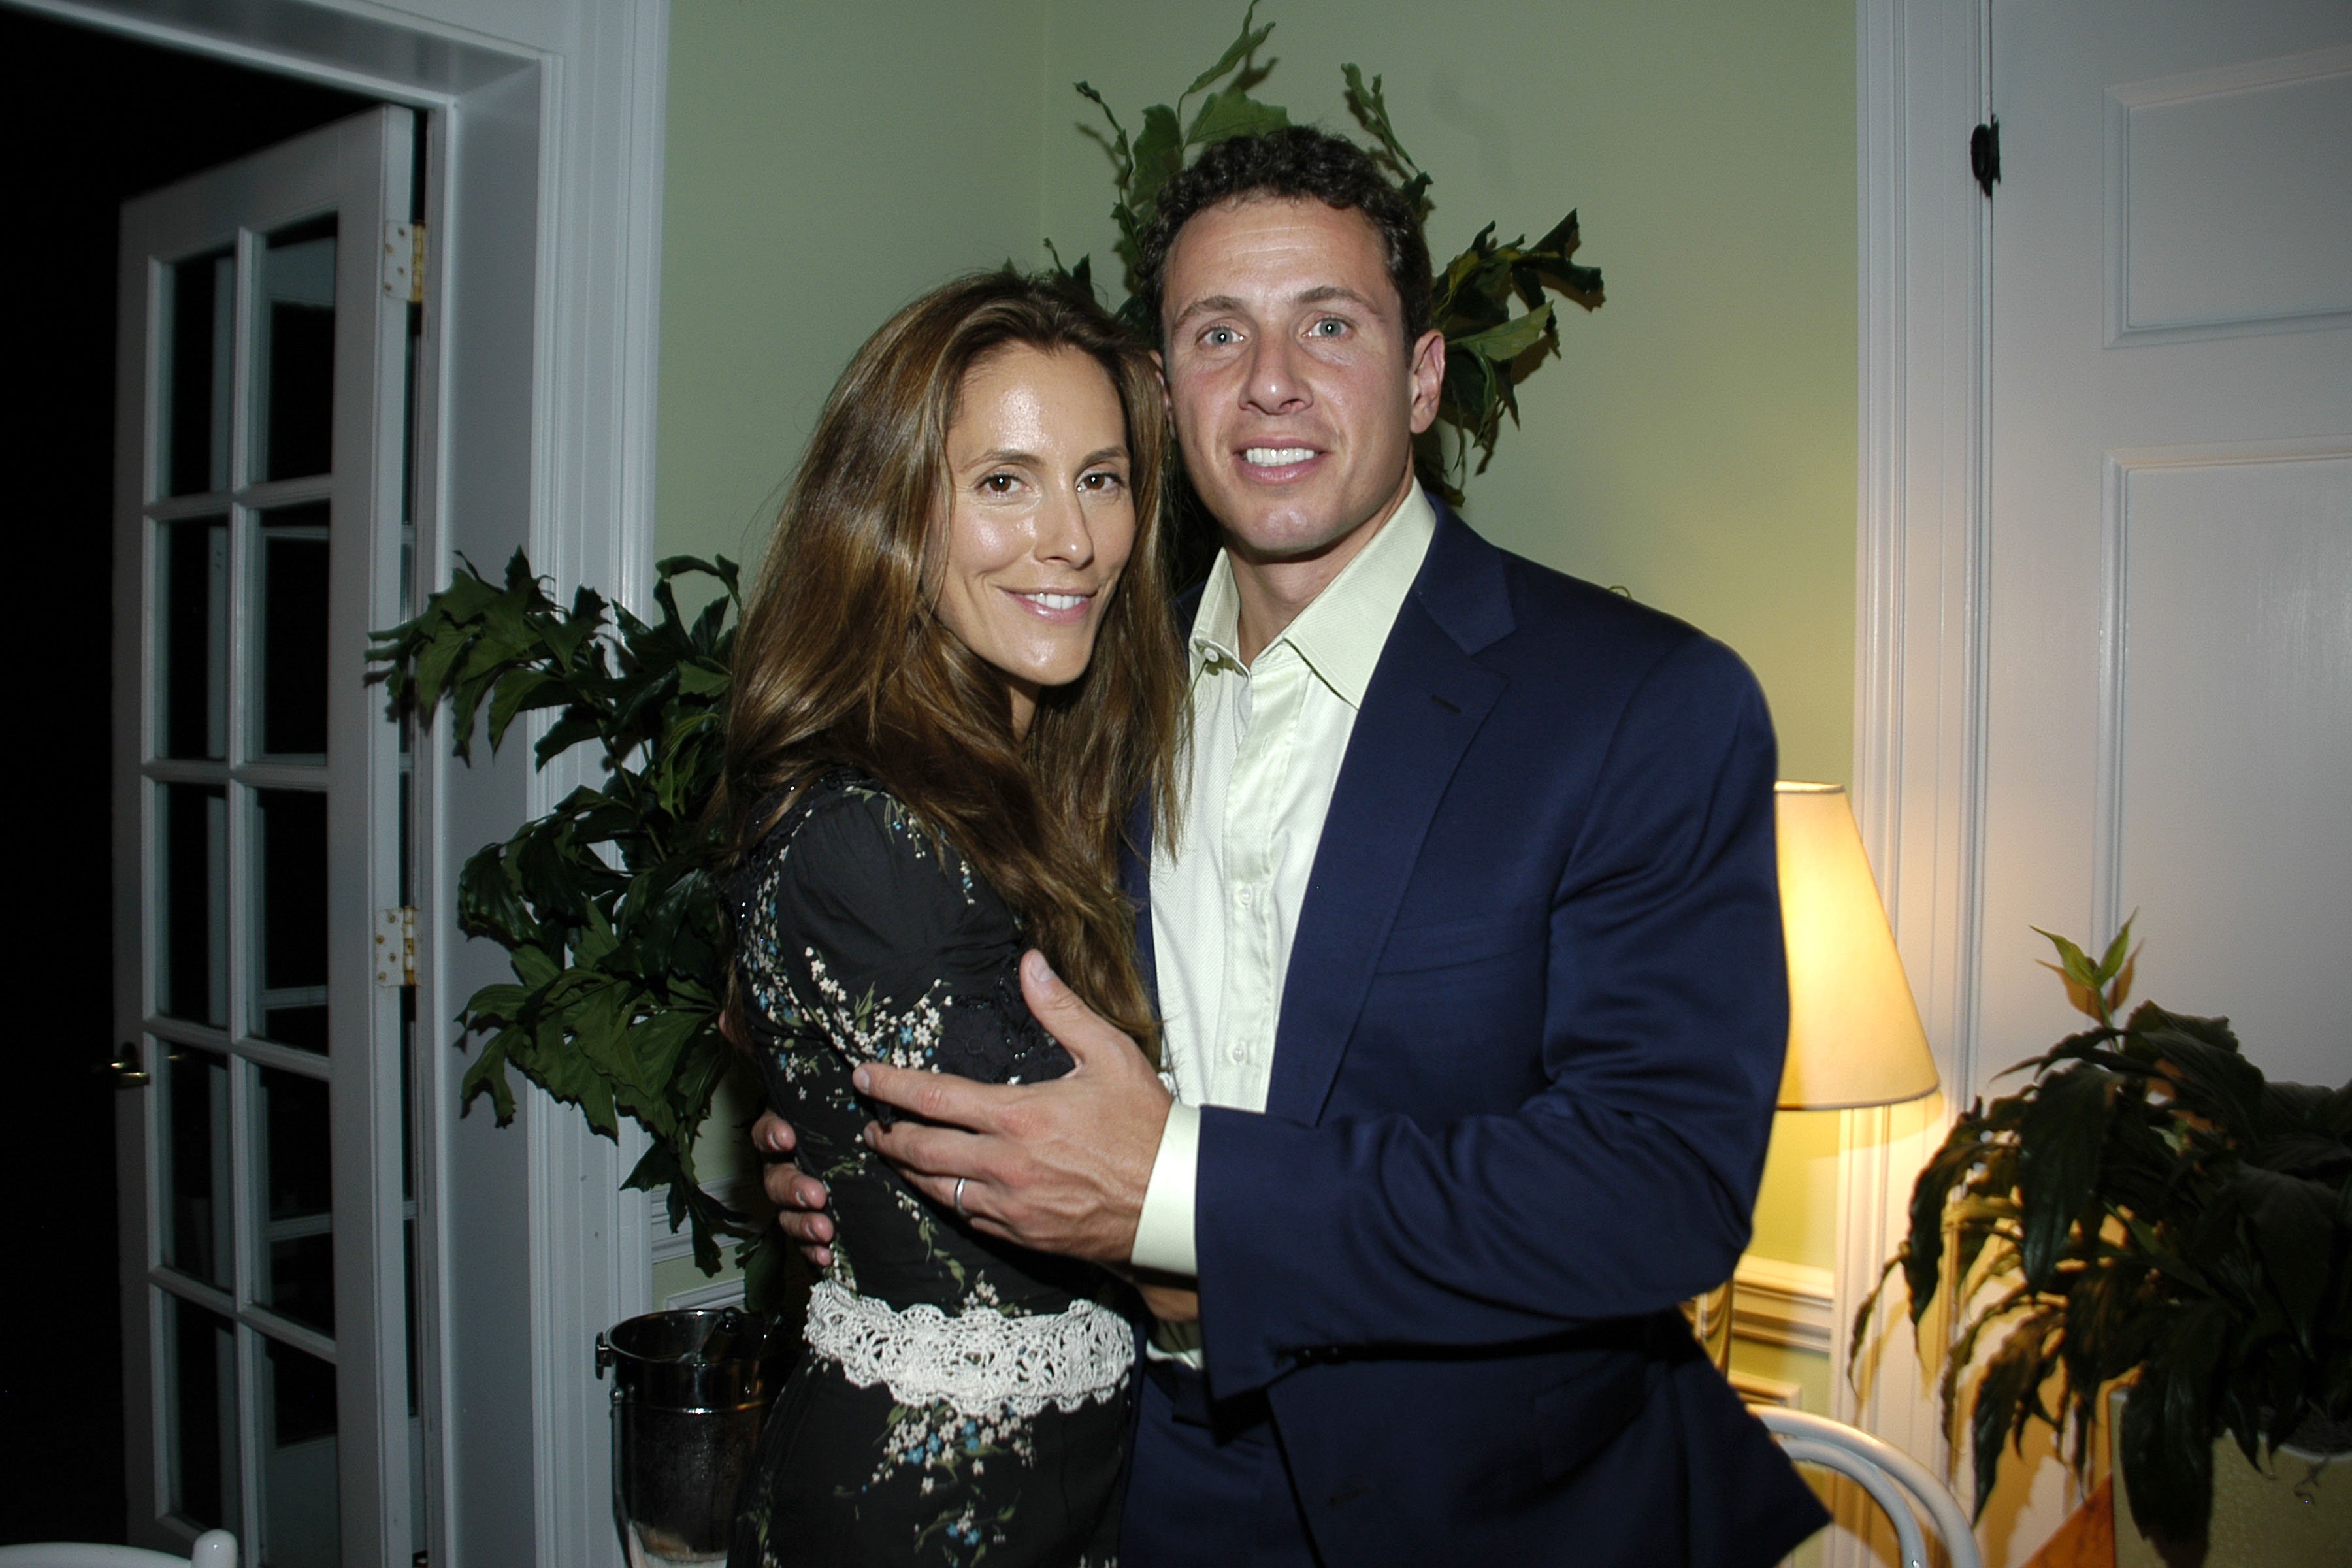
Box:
[735,768,983,926]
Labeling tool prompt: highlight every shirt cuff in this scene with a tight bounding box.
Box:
[1130,1100,1201,1275]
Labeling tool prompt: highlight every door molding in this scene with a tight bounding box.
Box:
[41,2,666,1564]
[1839,0,1991,1555]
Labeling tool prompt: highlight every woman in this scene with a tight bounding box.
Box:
[720,272,1183,1568]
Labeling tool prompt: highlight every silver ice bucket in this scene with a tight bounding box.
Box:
[595,1307,787,1568]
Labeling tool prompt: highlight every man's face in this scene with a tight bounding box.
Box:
[1158,197,1445,566]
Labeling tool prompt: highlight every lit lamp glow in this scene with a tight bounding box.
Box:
[1687,781,1941,1373]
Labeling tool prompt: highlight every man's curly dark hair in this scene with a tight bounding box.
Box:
[1135,125,1433,345]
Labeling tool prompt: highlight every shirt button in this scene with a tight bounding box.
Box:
[1229,1044,1247,1064]
[1235,887,1253,907]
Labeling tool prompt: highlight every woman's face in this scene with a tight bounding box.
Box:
[934,344,1137,736]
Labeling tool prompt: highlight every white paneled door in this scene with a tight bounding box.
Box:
[111,107,418,1567]
[1984,3,2352,1091]
[1978,3,2351,1556]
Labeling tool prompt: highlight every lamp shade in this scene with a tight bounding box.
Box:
[1774,783,1940,1111]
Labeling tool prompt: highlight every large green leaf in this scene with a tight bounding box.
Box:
[2227,1164,2336,1335]
[1183,1,1273,97]
[2016,1064,2115,1288]
[1184,87,1289,149]
[1451,302,1556,364]
[1972,1315,2056,1518]
[1127,103,1186,220]
[1340,64,1415,177]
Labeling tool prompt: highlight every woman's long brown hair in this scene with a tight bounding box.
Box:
[720,272,1183,1056]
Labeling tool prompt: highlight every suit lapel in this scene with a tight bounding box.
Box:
[1266,512,1511,1124]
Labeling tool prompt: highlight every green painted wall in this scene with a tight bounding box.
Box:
[1037,0,1858,789]
[655,0,1855,1284]
[655,0,1051,568]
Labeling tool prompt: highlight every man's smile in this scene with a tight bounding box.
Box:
[1237,445,1324,482]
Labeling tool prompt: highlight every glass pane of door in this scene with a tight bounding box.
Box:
[255,503,330,760]
[159,1046,231,1290]
[162,1293,240,1533]
[253,218,336,484]
[253,789,329,1053]
[156,783,228,1031]
[254,1064,335,1332]
[156,516,229,760]
[163,250,234,499]
[257,1337,341,1567]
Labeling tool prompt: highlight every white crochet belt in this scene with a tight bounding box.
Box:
[802,1279,1134,1418]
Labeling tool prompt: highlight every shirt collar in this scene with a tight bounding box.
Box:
[1187,483,1439,709]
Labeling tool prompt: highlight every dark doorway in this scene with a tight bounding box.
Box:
[0,10,376,1543]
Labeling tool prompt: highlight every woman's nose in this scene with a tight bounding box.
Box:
[1034,485,1097,568]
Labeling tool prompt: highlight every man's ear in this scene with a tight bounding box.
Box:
[1151,347,1171,416]
[1407,328,1446,434]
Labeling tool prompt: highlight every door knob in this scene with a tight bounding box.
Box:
[101,1041,151,1089]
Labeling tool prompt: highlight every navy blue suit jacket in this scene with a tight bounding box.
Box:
[1127,506,1827,1565]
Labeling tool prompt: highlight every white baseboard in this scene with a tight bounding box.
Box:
[1734,1255,1837,1357]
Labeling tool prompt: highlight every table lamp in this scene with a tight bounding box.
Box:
[1686,781,1942,1372]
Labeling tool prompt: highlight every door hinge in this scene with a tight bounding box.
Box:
[383,220,427,305]
[375,906,419,988]
[1970,119,2001,199]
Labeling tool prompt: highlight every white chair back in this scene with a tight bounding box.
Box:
[1759,1406,1980,1568]
[0,1530,237,1568]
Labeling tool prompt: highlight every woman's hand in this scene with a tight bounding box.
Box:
[752,1110,836,1269]
[1137,1281,1200,1324]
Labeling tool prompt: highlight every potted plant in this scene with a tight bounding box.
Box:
[373,3,1612,1306]
[1854,922,2352,1563]
[370,554,776,1282]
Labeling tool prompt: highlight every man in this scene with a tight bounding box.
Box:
[757,127,1827,1566]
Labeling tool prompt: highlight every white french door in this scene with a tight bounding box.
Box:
[111,106,419,1566]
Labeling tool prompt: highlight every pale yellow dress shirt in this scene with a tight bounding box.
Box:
[1131,485,1438,1312]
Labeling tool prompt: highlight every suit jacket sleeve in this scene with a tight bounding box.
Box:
[1192,633,1788,1397]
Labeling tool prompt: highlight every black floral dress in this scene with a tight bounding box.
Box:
[725,770,1134,1568]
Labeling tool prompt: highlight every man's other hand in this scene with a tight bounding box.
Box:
[856,951,1170,1263]
[751,1110,834,1269]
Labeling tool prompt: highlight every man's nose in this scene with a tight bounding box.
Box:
[1243,333,1309,414]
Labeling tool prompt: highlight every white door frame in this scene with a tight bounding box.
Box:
[1837,0,1992,1543]
[27,1,666,1564]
